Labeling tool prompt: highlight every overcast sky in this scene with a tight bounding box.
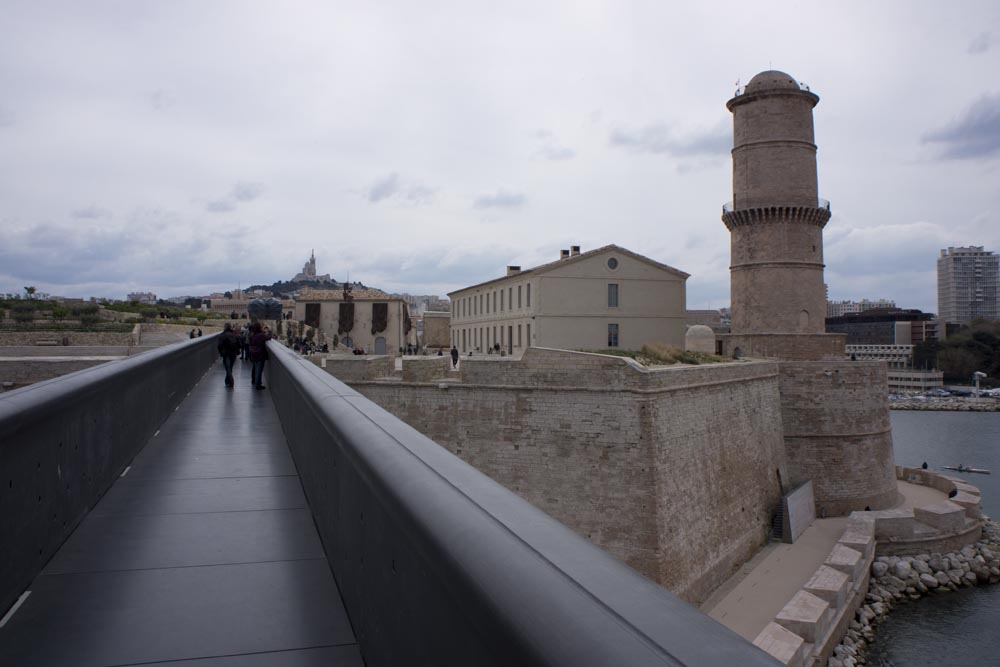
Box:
[2,1,999,312]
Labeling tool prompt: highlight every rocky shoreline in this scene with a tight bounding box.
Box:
[828,519,1000,667]
[890,398,1000,412]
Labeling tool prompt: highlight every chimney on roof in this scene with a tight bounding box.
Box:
[506,265,521,276]
[570,245,581,256]
[560,249,570,260]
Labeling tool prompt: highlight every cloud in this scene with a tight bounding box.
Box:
[0,208,261,295]
[0,107,12,127]
[205,199,235,213]
[534,130,575,161]
[366,172,434,205]
[923,94,1000,159]
[368,173,401,202]
[148,90,173,111]
[969,32,992,54]
[71,206,112,220]
[610,121,729,157]
[474,190,526,209]
[232,181,264,202]
[203,181,264,212]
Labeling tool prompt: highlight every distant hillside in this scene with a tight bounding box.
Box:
[248,279,369,298]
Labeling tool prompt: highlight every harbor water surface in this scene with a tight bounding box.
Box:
[867,410,1000,666]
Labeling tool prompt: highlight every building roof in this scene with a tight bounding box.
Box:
[447,244,689,297]
[299,287,397,301]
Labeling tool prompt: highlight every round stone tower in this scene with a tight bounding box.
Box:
[723,70,833,346]
[721,71,898,515]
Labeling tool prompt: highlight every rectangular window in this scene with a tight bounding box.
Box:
[479,294,483,314]
[608,283,619,308]
[526,323,531,347]
[493,291,497,312]
[517,285,522,308]
[608,323,619,347]
[508,287,512,309]
[493,326,496,348]
[527,284,531,308]
[500,290,504,311]
[517,324,522,347]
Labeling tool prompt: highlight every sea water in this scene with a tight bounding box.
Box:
[866,410,1000,666]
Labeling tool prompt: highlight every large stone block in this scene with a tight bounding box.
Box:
[775,590,830,644]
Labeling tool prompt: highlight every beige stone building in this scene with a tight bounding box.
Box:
[294,287,412,355]
[448,245,688,354]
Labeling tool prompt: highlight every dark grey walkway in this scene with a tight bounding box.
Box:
[0,359,363,666]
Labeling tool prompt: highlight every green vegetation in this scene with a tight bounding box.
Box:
[583,343,728,366]
[916,320,1000,387]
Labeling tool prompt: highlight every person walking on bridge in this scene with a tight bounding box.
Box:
[249,321,270,390]
[217,323,241,387]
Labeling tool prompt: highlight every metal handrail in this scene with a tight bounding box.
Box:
[723,198,830,214]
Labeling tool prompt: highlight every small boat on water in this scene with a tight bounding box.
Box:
[942,465,991,474]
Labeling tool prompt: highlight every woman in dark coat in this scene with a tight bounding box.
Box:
[248,322,270,389]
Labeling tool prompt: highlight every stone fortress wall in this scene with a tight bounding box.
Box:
[341,347,788,603]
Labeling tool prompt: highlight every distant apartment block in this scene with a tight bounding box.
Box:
[937,246,1000,325]
[127,292,157,304]
[826,298,895,318]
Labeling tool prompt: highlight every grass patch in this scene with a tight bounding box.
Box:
[582,343,727,366]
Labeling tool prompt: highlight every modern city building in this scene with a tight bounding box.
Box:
[937,246,1000,326]
[448,245,688,354]
[825,308,938,346]
[826,298,895,318]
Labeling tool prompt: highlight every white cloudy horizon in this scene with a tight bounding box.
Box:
[2,1,999,313]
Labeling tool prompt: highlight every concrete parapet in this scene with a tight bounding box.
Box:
[804,565,850,609]
[952,491,982,519]
[871,468,983,556]
[753,622,807,667]
[872,509,916,540]
[824,544,864,582]
[914,500,968,532]
[775,590,830,644]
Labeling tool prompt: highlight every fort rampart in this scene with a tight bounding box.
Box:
[345,348,788,603]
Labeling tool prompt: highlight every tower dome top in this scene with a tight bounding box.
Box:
[744,70,799,93]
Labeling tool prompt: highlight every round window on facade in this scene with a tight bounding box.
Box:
[607,257,619,270]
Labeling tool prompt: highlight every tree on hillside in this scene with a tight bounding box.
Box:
[934,320,1000,386]
[23,286,36,300]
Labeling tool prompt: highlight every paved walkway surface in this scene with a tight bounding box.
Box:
[701,481,947,642]
[0,359,362,666]
[701,516,849,641]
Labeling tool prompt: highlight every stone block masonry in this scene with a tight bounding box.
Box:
[779,360,898,516]
[351,347,788,604]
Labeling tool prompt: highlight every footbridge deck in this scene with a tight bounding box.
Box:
[0,360,360,665]
[0,336,780,666]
